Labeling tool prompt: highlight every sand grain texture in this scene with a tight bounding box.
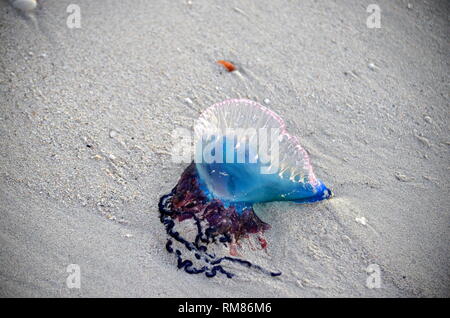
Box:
[0,0,449,297]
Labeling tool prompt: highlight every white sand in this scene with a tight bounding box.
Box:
[0,0,448,297]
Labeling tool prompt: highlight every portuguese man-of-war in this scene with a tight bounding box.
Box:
[159,99,333,278]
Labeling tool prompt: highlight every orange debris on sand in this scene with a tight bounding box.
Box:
[217,60,237,72]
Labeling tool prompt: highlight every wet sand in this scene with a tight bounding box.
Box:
[0,0,449,297]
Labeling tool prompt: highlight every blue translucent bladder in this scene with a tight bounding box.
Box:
[195,135,332,211]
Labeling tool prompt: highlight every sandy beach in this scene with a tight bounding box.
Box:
[0,0,449,297]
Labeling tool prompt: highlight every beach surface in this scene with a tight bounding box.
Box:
[0,0,449,297]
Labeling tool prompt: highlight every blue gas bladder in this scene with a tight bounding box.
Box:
[195,134,332,211]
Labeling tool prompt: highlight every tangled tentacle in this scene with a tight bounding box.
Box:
[158,163,281,278]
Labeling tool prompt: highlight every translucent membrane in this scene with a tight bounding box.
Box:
[194,99,331,205]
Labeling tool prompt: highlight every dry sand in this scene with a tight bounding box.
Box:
[0,0,449,297]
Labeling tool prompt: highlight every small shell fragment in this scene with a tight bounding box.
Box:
[11,0,37,11]
[109,130,118,138]
[355,216,367,226]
